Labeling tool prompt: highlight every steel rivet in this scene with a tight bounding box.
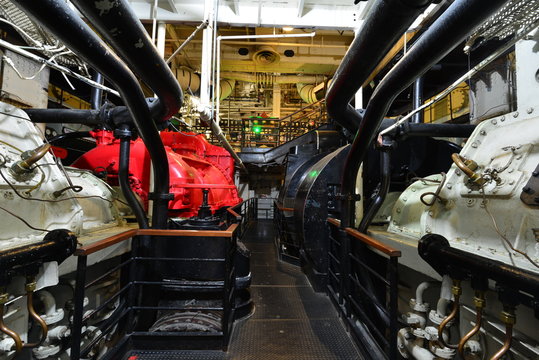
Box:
[513,112,519,118]
[471,142,478,148]
[527,107,534,114]
[500,116,505,121]
[491,119,497,125]
[480,130,486,135]
[446,184,452,189]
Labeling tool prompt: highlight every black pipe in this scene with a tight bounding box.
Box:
[340,0,508,228]
[47,131,92,144]
[412,77,424,123]
[70,0,183,123]
[358,149,391,232]
[25,109,101,126]
[394,123,476,139]
[90,72,104,110]
[419,234,539,297]
[0,229,77,284]
[118,129,149,229]
[325,0,432,133]
[11,0,170,229]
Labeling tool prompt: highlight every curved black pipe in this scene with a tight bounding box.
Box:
[119,135,149,229]
[325,0,431,133]
[340,0,508,228]
[47,131,92,144]
[70,0,183,123]
[11,0,170,229]
[25,109,101,126]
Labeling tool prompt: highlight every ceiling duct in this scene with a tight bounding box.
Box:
[174,66,201,93]
[252,45,280,65]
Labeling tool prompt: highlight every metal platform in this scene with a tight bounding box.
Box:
[124,220,362,360]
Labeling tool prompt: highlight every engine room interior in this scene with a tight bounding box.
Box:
[0,0,538,359]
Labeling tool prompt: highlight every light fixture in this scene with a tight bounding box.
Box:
[282,26,294,32]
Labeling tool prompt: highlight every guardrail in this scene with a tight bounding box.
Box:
[327,218,401,360]
[70,198,258,359]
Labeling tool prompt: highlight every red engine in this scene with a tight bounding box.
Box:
[73,130,241,218]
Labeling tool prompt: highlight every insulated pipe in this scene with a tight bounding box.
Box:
[70,0,183,123]
[340,0,508,228]
[325,0,432,134]
[24,109,102,126]
[10,0,170,229]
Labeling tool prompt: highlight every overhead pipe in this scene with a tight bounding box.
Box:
[10,0,171,229]
[166,20,209,65]
[70,0,183,124]
[340,0,508,229]
[297,83,318,104]
[325,0,432,134]
[90,72,104,110]
[220,72,324,84]
[24,109,102,126]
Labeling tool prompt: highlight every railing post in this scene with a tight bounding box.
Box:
[71,255,88,360]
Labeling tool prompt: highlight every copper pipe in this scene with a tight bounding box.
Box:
[489,322,513,360]
[22,280,48,348]
[438,279,461,349]
[458,292,486,357]
[490,309,515,360]
[0,293,23,353]
[451,153,486,186]
[20,144,51,169]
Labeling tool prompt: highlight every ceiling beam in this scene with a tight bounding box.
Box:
[297,0,305,18]
[163,0,179,13]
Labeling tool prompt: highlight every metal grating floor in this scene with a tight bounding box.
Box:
[124,220,362,360]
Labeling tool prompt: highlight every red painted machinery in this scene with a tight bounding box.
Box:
[73,130,241,218]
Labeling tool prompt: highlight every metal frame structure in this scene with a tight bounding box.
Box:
[327,218,401,360]
[70,198,258,359]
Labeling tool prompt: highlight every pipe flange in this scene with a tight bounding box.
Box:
[410,298,430,313]
[429,309,453,326]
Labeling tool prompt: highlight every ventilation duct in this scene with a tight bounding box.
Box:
[219,79,236,100]
[297,83,318,103]
[220,72,324,85]
[174,66,201,93]
[252,45,280,65]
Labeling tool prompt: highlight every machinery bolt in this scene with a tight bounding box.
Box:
[513,112,519,118]
[455,169,461,176]
[428,211,434,217]
[396,208,401,213]
[500,116,505,121]
[508,180,515,185]
[471,142,478,148]
[479,130,486,135]
[533,170,539,177]
[527,107,534,114]
[446,184,452,189]
[491,119,497,125]
[523,186,534,194]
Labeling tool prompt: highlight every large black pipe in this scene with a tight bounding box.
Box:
[358,150,391,232]
[412,77,424,123]
[394,123,476,139]
[340,0,508,228]
[419,234,539,297]
[25,109,101,126]
[119,133,149,229]
[325,0,431,134]
[11,0,170,229]
[71,0,183,123]
[90,72,104,110]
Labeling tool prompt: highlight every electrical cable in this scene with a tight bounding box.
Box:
[480,187,539,269]
[0,205,50,232]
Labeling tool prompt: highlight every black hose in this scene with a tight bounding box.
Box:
[11,0,170,229]
[25,109,101,125]
[340,0,508,228]
[47,131,92,144]
[325,0,432,133]
[358,150,391,232]
[119,135,149,228]
[70,0,183,123]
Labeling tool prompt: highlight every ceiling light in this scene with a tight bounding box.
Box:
[282,26,294,32]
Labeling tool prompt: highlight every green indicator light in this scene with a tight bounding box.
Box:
[253,126,262,133]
